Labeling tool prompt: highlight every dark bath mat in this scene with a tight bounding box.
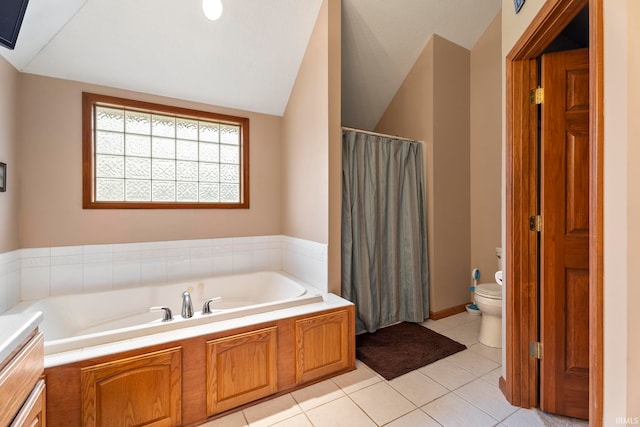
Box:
[356,322,466,380]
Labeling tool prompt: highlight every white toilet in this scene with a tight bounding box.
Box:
[475,248,503,348]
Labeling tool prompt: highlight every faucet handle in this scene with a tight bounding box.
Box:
[150,306,173,321]
[202,297,222,315]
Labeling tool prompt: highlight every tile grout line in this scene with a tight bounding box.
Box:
[450,386,506,424]
[342,389,407,427]
[415,406,446,427]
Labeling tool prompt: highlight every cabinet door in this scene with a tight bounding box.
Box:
[206,327,278,415]
[81,347,181,427]
[295,310,350,383]
[0,333,44,427]
[10,379,45,427]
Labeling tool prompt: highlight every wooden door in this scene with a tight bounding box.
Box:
[540,48,590,419]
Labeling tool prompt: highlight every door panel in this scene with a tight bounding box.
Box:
[566,132,590,233]
[540,48,589,419]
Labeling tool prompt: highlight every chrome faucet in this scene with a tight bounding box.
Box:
[150,306,173,321]
[202,297,222,315]
[182,290,194,318]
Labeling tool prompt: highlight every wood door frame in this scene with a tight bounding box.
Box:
[502,0,604,425]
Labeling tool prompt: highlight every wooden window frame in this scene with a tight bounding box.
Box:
[82,92,250,209]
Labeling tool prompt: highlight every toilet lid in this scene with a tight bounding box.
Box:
[475,282,502,299]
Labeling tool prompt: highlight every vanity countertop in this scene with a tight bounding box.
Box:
[0,312,43,363]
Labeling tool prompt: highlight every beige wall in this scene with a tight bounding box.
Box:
[18,74,283,248]
[602,1,630,421]
[0,56,20,253]
[282,0,342,295]
[376,37,435,309]
[326,0,342,295]
[470,13,502,281]
[282,0,330,245]
[376,38,435,140]
[501,0,545,59]
[501,0,640,422]
[432,36,471,312]
[626,0,639,417]
[376,35,471,314]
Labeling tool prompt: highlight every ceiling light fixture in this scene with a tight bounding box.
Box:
[202,0,223,21]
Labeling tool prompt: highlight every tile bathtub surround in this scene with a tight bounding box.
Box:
[282,236,328,292]
[13,235,328,304]
[202,313,588,427]
[0,250,21,313]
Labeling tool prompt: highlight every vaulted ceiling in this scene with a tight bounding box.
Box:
[0,0,500,129]
[341,0,501,129]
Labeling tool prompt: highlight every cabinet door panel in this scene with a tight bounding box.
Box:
[81,347,181,427]
[10,379,46,427]
[207,327,277,415]
[0,333,44,427]
[295,310,350,383]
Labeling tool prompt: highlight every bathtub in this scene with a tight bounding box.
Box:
[8,271,325,357]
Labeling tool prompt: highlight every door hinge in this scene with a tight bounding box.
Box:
[530,87,544,105]
[529,215,542,232]
[530,342,542,359]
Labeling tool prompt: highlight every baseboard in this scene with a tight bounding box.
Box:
[499,375,510,402]
[429,302,469,320]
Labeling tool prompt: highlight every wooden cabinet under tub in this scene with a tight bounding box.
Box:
[80,347,182,427]
[206,327,278,415]
[45,305,355,426]
[295,310,350,384]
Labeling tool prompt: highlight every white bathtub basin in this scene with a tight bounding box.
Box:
[8,271,323,355]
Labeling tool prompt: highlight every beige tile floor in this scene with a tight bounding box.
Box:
[201,312,589,427]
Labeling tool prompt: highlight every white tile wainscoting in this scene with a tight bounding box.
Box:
[0,250,21,313]
[0,235,328,312]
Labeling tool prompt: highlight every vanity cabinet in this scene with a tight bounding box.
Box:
[80,347,182,427]
[206,327,278,415]
[0,332,45,427]
[10,379,46,427]
[294,310,350,383]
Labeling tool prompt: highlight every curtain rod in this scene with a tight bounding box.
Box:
[341,126,423,143]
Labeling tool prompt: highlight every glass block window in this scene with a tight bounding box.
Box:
[82,93,249,209]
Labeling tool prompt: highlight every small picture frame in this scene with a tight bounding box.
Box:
[0,162,6,192]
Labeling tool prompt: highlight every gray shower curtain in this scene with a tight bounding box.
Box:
[342,129,429,334]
